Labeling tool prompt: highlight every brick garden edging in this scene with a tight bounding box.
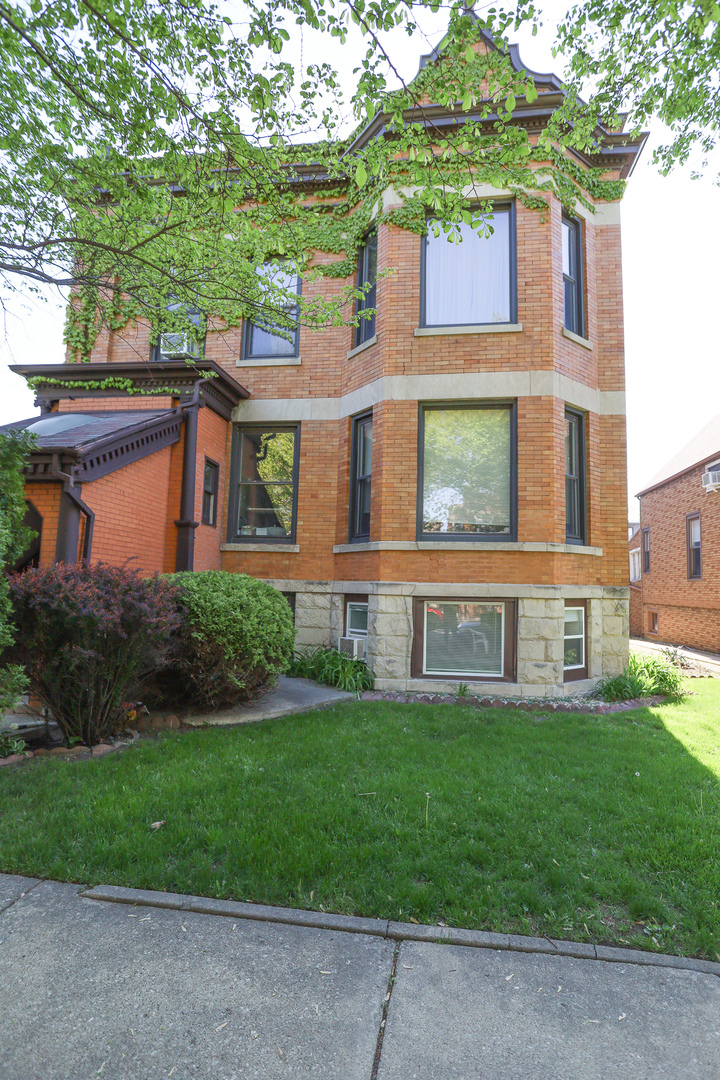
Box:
[359,690,667,715]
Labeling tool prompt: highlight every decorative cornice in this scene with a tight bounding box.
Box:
[10,360,250,420]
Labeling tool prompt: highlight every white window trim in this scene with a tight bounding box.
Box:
[422,601,505,678]
[346,601,369,639]
[563,606,586,670]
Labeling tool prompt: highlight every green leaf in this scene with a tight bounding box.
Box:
[355,161,368,187]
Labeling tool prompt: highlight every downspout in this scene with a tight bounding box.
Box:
[50,456,95,564]
[174,378,211,572]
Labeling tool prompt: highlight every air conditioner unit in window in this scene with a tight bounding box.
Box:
[159,332,200,358]
[701,469,720,492]
[338,636,366,661]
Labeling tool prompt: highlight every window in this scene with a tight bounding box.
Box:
[201,459,219,527]
[564,603,587,682]
[649,610,659,634]
[228,426,299,542]
[629,548,641,582]
[418,403,516,541]
[349,412,372,541]
[421,206,515,327]
[642,528,650,572]
[346,601,368,638]
[411,599,516,681]
[151,302,204,361]
[565,409,586,544]
[243,263,301,359]
[687,514,702,579]
[355,234,377,347]
[562,217,584,336]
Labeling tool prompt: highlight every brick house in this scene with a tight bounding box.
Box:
[629,415,720,652]
[4,33,646,697]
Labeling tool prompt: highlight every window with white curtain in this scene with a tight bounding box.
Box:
[422,207,514,326]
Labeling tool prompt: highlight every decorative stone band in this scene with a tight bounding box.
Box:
[333,541,603,555]
[232,370,625,423]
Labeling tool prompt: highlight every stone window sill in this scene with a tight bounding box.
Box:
[333,541,603,555]
[414,323,523,337]
[221,543,300,552]
[562,327,593,350]
[236,356,302,368]
[347,335,377,360]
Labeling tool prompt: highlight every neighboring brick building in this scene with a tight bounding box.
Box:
[630,415,720,653]
[4,31,646,697]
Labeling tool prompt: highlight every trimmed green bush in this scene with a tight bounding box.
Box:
[288,646,374,694]
[153,572,295,711]
[596,652,685,702]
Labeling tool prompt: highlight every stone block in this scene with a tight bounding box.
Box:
[517,660,562,686]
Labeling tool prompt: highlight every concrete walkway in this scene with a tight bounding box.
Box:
[2,875,719,1079]
[182,675,355,727]
[630,638,720,676]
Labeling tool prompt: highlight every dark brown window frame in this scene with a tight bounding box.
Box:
[563,599,588,683]
[201,457,219,527]
[411,597,517,683]
[562,215,585,337]
[687,513,702,579]
[226,423,300,544]
[419,203,518,328]
[648,610,659,634]
[348,411,373,542]
[416,400,518,543]
[642,527,650,573]
[565,407,586,545]
[355,233,377,348]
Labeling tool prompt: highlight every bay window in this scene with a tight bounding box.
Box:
[411,599,517,681]
[355,234,377,347]
[349,412,372,541]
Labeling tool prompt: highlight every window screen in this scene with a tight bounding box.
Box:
[423,601,504,677]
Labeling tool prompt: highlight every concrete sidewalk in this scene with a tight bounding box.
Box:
[2,876,719,1079]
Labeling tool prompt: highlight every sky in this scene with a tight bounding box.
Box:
[1,4,718,520]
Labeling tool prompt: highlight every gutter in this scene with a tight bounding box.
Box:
[174,378,211,572]
[50,455,95,564]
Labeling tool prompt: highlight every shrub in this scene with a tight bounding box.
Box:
[287,646,374,694]
[6,562,180,746]
[596,652,685,703]
[152,572,295,711]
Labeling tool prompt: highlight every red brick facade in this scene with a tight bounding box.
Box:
[632,462,720,653]
[11,47,645,695]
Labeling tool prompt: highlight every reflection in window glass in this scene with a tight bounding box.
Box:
[356,234,377,346]
[236,429,295,537]
[564,607,585,669]
[424,601,504,676]
[347,602,368,638]
[424,214,510,325]
[422,407,511,536]
[245,264,300,357]
[352,415,372,539]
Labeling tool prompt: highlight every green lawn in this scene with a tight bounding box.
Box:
[2,680,720,959]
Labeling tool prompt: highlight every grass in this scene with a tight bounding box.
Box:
[2,680,720,959]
